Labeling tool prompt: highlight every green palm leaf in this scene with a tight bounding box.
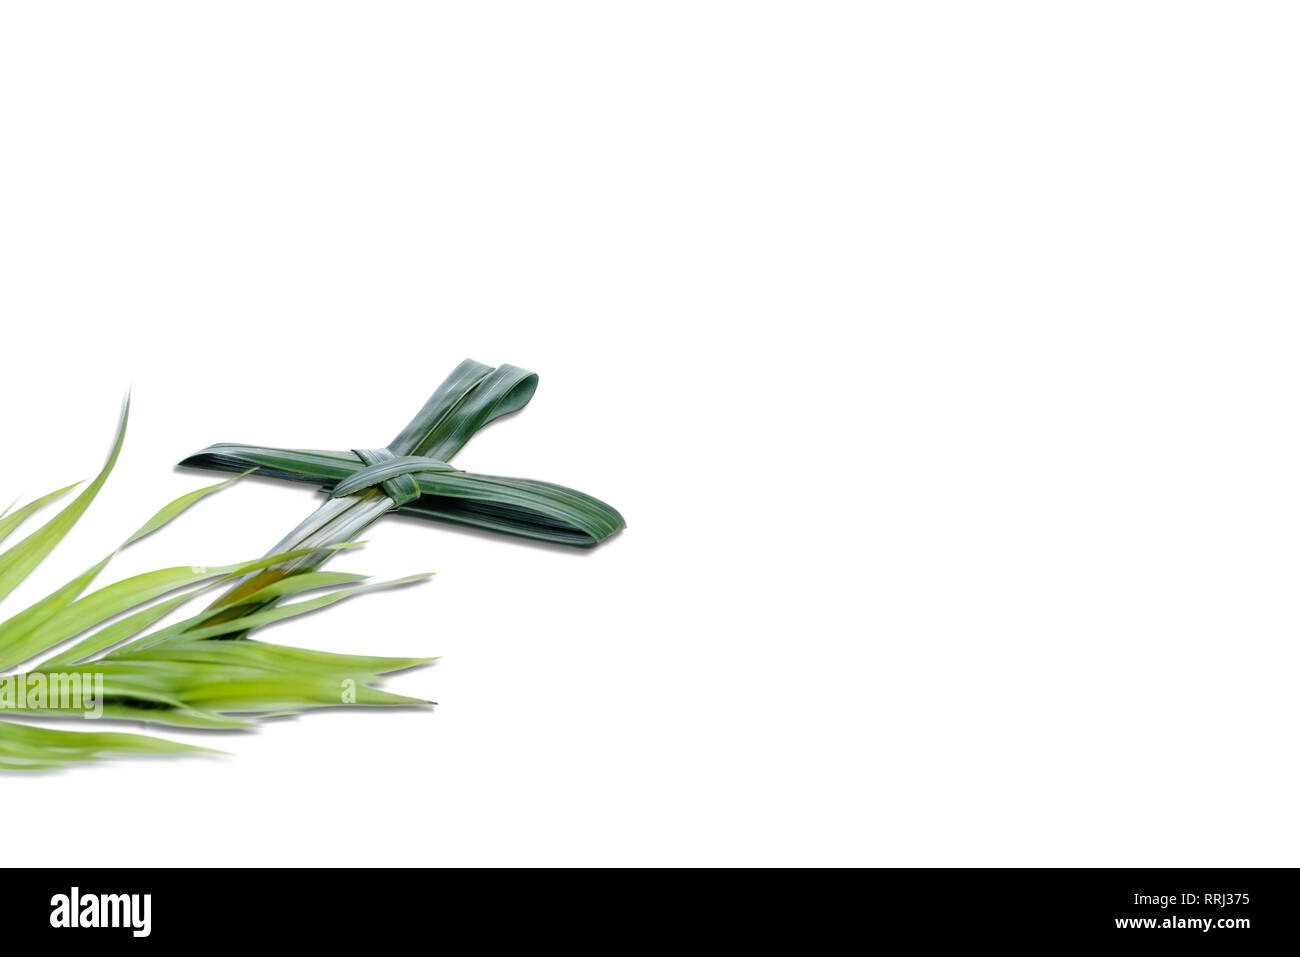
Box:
[0,720,214,771]
[0,403,433,770]
[0,400,128,604]
[0,482,82,549]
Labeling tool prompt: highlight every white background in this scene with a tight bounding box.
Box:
[1,2,1297,866]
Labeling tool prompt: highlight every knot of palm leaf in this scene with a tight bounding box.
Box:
[178,359,626,547]
[335,449,454,507]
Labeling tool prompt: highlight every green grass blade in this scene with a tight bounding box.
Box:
[0,719,211,770]
[114,574,432,652]
[176,574,432,642]
[0,564,241,671]
[21,638,431,729]
[37,589,202,671]
[0,483,83,549]
[124,470,251,546]
[136,638,433,675]
[46,545,366,667]
[0,556,114,672]
[41,570,369,670]
[0,471,286,670]
[229,570,370,605]
[0,400,128,605]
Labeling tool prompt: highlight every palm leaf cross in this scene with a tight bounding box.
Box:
[180,360,624,606]
[0,360,623,769]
